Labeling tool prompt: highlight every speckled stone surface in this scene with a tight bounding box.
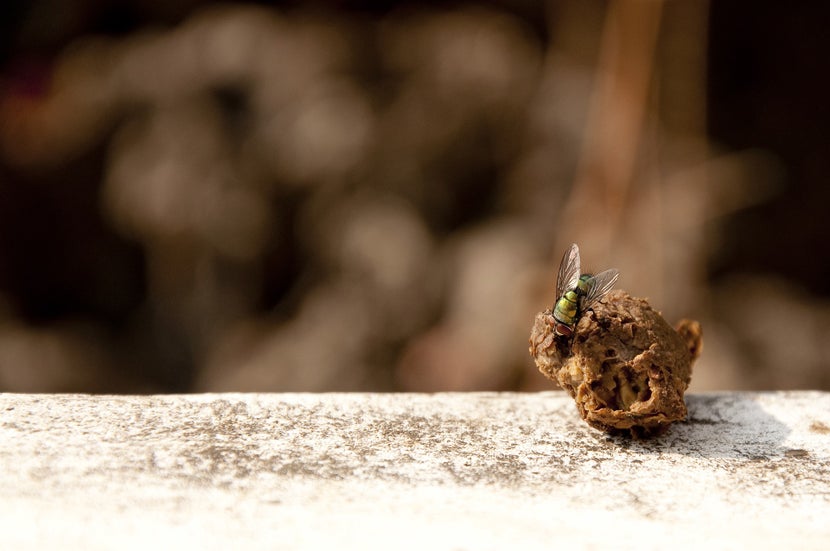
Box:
[1,392,829,549]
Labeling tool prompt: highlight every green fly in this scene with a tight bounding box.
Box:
[552,243,619,339]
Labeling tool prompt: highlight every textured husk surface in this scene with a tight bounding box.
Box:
[529,290,702,437]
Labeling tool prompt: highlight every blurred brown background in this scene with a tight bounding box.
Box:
[0,1,828,393]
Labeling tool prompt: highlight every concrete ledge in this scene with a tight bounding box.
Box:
[1,392,829,549]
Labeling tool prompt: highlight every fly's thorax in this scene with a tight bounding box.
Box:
[576,274,593,296]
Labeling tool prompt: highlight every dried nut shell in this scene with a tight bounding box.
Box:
[529,290,702,437]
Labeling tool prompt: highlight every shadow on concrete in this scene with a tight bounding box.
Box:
[598,393,793,459]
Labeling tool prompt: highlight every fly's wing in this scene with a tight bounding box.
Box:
[581,268,619,311]
[555,243,581,299]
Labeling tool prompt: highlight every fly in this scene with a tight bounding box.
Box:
[552,243,619,339]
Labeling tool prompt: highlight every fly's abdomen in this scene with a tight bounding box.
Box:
[553,290,580,336]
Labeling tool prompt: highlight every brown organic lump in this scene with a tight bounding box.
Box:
[529,290,702,437]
